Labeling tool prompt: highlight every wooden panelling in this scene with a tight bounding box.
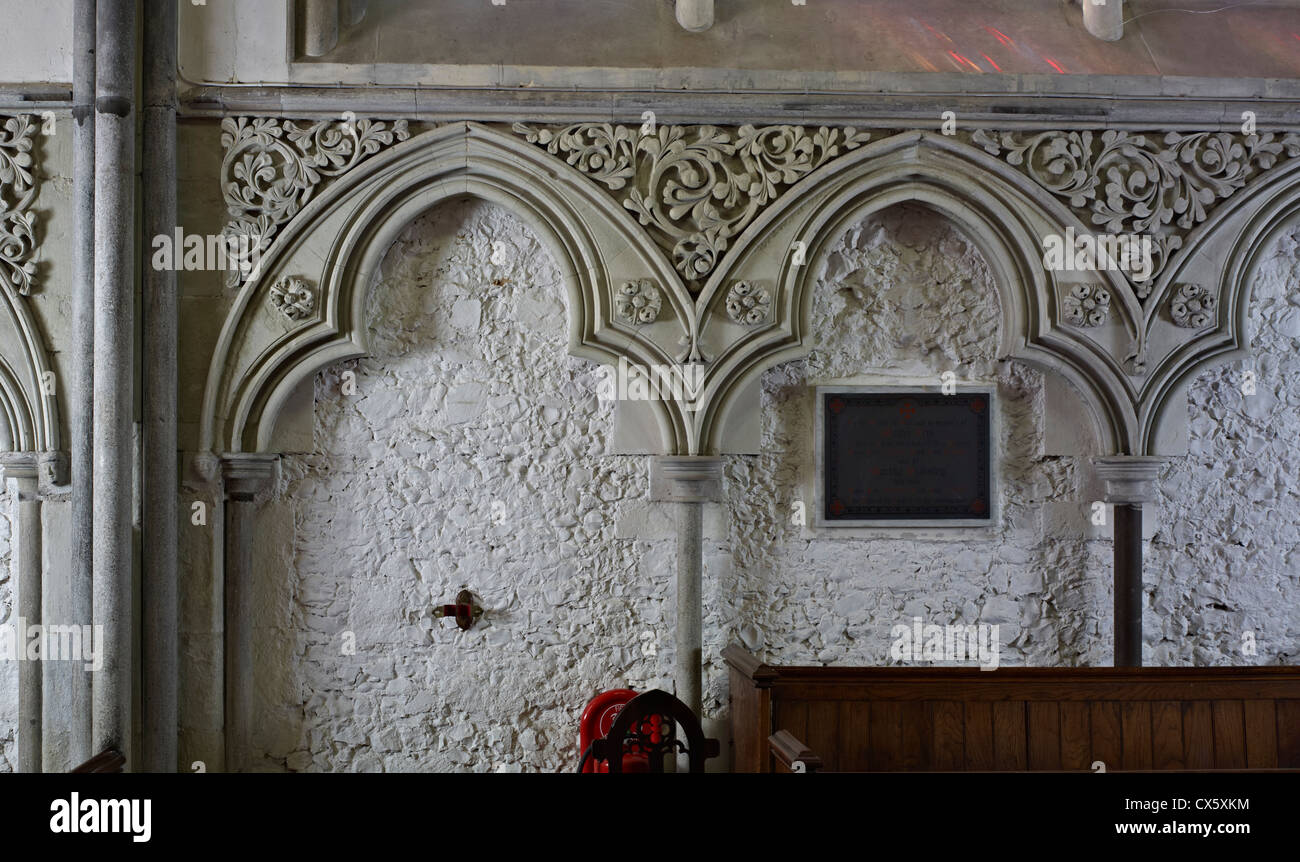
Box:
[723,646,1300,773]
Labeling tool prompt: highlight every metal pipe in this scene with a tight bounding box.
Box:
[92,0,137,769]
[1083,0,1123,42]
[141,0,178,773]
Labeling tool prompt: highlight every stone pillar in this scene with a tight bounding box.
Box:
[302,0,340,57]
[2,455,41,771]
[220,454,278,773]
[652,456,723,717]
[1093,456,1166,667]
[92,0,137,768]
[65,0,95,772]
[142,0,179,774]
[675,0,714,33]
[1083,0,1123,42]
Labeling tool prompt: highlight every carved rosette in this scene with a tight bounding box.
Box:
[269,276,316,321]
[0,114,38,297]
[614,279,662,325]
[1169,283,1215,328]
[221,116,411,288]
[725,280,772,325]
[513,122,870,292]
[1062,284,1110,328]
[971,129,1300,299]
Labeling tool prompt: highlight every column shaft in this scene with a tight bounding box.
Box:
[4,462,41,771]
[222,493,255,773]
[91,0,137,766]
[1113,503,1143,667]
[675,500,703,716]
[142,0,179,774]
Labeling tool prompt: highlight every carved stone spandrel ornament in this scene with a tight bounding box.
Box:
[512,122,871,292]
[269,276,316,322]
[614,278,662,325]
[220,116,411,288]
[1062,283,1111,328]
[0,114,39,297]
[971,129,1300,298]
[1169,283,1216,329]
[725,280,772,326]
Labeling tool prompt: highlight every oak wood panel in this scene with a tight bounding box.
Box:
[1212,700,1247,769]
[1027,702,1061,770]
[1121,702,1153,770]
[992,701,1027,770]
[1243,700,1277,769]
[1277,700,1300,768]
[806,701,840,773]
[931,700,965,770]
[1090,701,1122,771]
[900,701,932,771]
[1150,701,1184,770]
[838,701,872,772]
[870,701,903,771]
[1182,701,1214,769]
[963,701,994,770]
[1059,702,1091,770]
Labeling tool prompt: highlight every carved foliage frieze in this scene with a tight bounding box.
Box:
[221,116,411,288]
[0,114,38,297]
[971,129,1300,299]
[512,122,870,292]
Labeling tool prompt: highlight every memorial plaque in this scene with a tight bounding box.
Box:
[821,391,991,522]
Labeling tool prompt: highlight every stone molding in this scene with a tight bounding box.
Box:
[1092,456,1168,504]
[650,455,724,503]
[200,120,1300,459]
[220,452,280,504]
[0,113,59,456]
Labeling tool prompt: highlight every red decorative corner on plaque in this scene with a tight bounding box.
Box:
[969,397,986,414]
[828,397,845,414]
[829,498,846,516]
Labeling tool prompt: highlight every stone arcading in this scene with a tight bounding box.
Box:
[0,114,39,298]
[220,116,411,289]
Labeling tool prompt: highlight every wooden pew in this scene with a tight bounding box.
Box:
[726,645,1300,772]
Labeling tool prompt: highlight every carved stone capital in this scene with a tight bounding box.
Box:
[1092,456,1168,504]
[220,453,280,504]
[651,455,724,503]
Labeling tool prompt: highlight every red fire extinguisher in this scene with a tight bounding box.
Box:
[578,689,648,773]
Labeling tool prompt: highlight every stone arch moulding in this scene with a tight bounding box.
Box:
[691,131,1143,458]
[1138,159,1300,455]
[0,112,59,457]
[200,121,695,458]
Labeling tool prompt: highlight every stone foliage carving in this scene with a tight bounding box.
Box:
[269,276,316,321]
[725,280,771,325]
[1169,283,1215,328]
[0,115,38,297]
[221,116,411,287]
[1062,283,1110,328]
[614,278,662,324]
[972,129,1300,297]
[512,122,869,291]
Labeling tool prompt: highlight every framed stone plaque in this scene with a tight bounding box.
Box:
[816,387,994,527]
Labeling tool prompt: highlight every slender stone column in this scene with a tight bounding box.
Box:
[675,0,714,33]
[221,454,278,773]
[652,456,723,717]
[1093,456,1166,667]
[65,0,95,772]
[142,0,179,774]
[91,0,137,767]
[2,455,41,771]
[1083,0,1123,42]
[302,0,340,57]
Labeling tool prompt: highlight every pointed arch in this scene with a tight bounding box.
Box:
[200,122,691,456]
